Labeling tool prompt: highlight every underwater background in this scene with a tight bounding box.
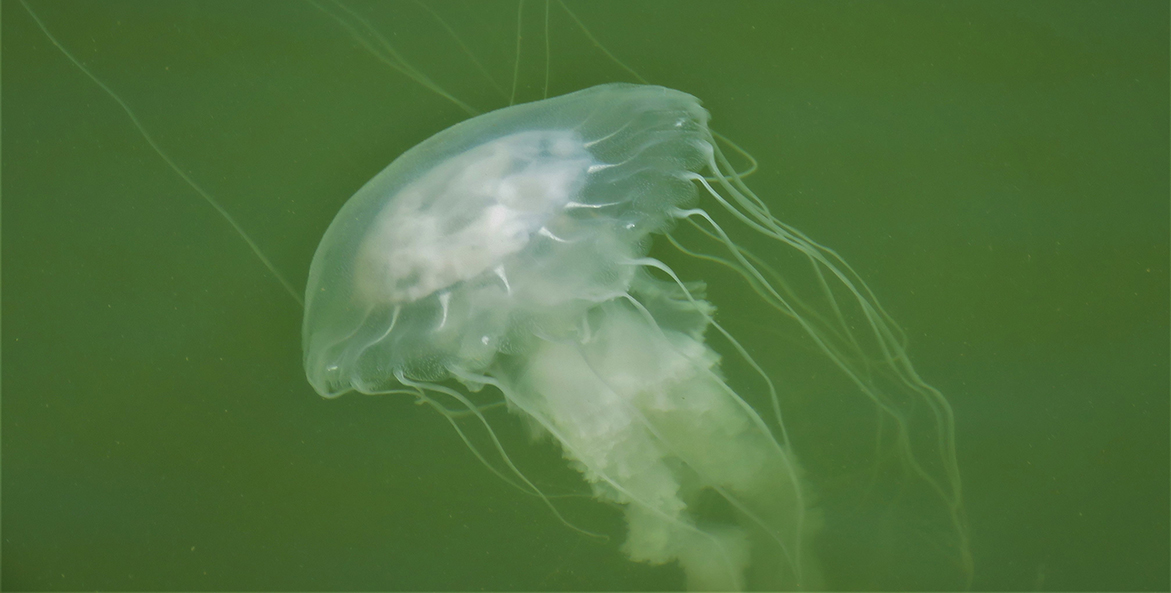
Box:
[3,0,1167,590]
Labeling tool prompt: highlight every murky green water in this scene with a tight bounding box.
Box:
[4,1,1167,590]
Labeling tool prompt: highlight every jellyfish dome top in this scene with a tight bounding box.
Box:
[304,84,968,591]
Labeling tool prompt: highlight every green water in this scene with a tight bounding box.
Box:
[3,1,1167,590]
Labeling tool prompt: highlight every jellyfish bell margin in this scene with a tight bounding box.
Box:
[302,83,969,591]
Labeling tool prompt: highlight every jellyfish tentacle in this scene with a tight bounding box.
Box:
[624,257,794,451]
[689,224,872,369]
[614,291,811,579]
[542,0,551,99]
[509,0,524,106]
[408,0,509,99]
[20,0,304,307]
[676,193,905,411]
[677,196,955,513]
[573,356,801,583]
[395,371,607,540]
[554,0,647,84]
[667,203,966,566]
[708,148,966,515]
[711,141,907,345]
[440,399,509,418]
[379,382,544,498]
[616,290,789,458]
[671,215,885,394]
[451,367,753,590]
[705,146,924,393]
[563,308,806,582]
[380,386,581,497]
[701,144,972,579]
[664,226,860,358]
[309,0,479,116]
[705,130,759,182]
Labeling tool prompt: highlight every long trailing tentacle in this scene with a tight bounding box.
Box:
[681,137,972,581]
[20,0,304,308]
[394,372,607,539]
[307,0,480,116]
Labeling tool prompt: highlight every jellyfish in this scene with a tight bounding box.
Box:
[303,83,967,590]
[16,0,967,586]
